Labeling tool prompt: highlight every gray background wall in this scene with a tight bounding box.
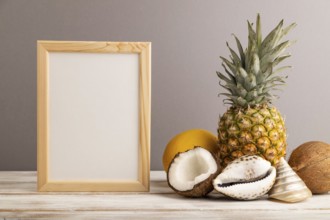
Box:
[1,0,330,171]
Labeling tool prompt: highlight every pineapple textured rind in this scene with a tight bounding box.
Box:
[217,105,287,167]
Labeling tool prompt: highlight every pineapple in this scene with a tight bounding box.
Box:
[216,14,296,167]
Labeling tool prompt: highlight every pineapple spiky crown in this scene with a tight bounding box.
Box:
[217,14,296,108]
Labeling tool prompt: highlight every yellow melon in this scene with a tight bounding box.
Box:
[162,129,218,172]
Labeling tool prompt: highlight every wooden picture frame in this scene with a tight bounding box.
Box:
[37,41,151,192]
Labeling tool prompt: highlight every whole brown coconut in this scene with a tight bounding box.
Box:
[289,141,330,194]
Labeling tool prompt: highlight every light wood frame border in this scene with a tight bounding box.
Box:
[37,41,151,192]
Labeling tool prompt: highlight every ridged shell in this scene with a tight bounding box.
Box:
[213,155,277,200]
[268,157,312,203]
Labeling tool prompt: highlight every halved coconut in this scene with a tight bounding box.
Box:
[167,147,220,197]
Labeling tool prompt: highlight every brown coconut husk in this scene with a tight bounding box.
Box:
[289,141,330,194]
[167,147,222,198]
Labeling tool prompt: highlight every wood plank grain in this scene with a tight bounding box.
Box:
[0,171,170,194]
[0,171,36,182]
[0,171,329,220]
[0,193,329,211]
[2,210,330,220]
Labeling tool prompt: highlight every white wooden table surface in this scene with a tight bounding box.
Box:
[0,171,329,220]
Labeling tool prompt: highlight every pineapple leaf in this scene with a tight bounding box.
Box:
[272,54,291,66]
[219,92,234,97]
[270,39,292,57]
[223,100,234,105]
[255,95,266,103]
[221,64,237,86]
[256,73,266,84]
[219,82,239,96]
[246,20,257,67]
[237,97,247,106]
[251,53,260,75]
[217,71,234,85]
[244,74,257,91]
[260,40,294,71]
[217,14,296,108]
[232,34,245,68]
[238,67,248,78]
[274,23,297,46]
[219,93,238,102]
[235,67,247,85]
[247,20,256,39]
[237,83,248,97]
[282,23,297,37]
[246,40,257,72]
[220,56,237,74]
[256,13,262,48]
[264,76,288,84]
[260,19,284,56]
[273,66,292,75]
[222,63,236,77]
[261,63,274,79]
[262,86,283,95]
[245,89,258,102]
[219,82,233,93]
[226,42,241,66]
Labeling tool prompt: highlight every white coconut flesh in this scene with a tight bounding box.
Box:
[168,147,217,191]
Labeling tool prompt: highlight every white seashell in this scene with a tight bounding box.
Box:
[213,155,277,200]
[268,157,312,203]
